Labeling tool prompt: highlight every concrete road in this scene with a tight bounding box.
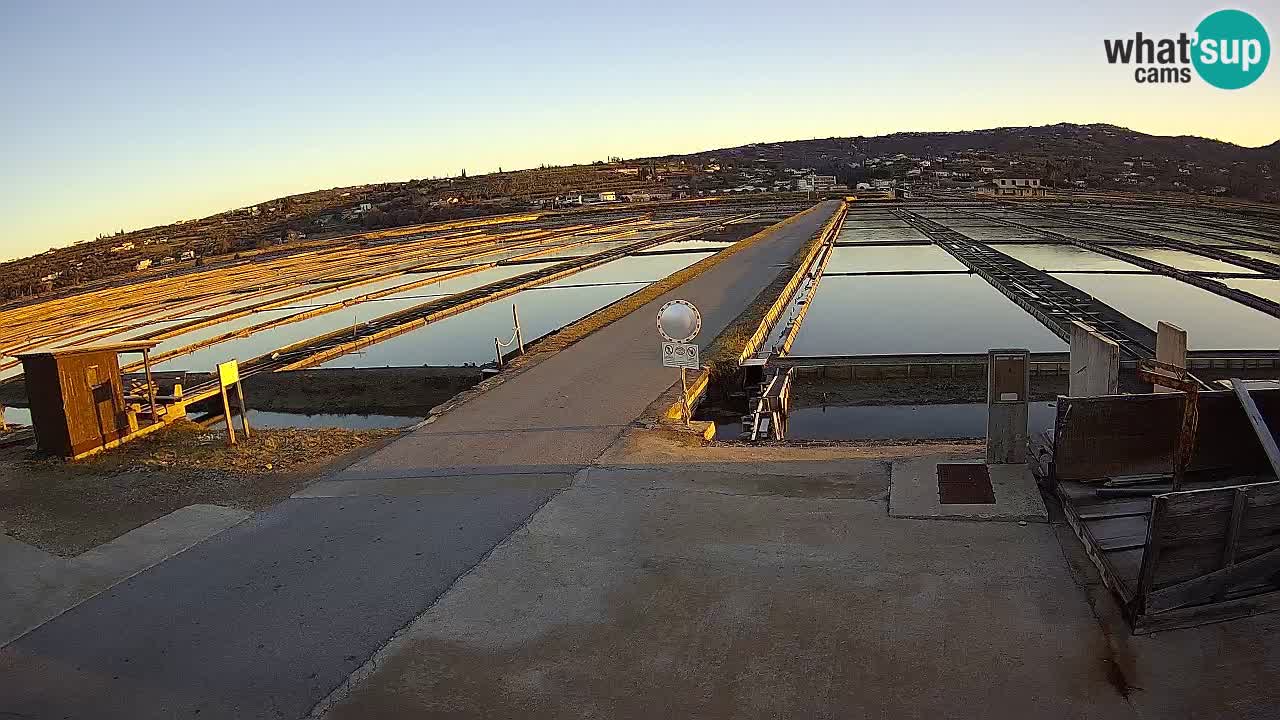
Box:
[0,202,839,720]
[316,436,1280,720]
[331,201,840,474]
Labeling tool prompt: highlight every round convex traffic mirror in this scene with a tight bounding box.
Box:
[656,300,701,343]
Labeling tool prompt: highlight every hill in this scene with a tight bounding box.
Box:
[2,123,1276,304]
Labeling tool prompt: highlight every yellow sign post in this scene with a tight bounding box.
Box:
[215,359,251,446]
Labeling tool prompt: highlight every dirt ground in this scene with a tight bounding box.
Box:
[0,420,399,556]
[238,367,481,416]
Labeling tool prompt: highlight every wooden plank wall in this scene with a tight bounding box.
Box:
[1136,481,1280,627]
[1054,390,1280,482]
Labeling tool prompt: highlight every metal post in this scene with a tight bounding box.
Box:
[513,304,524,354]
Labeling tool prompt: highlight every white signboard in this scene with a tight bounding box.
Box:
[662,341,700,369]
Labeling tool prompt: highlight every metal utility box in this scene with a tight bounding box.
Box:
[15,342,157,458]
[986,348,1031,464]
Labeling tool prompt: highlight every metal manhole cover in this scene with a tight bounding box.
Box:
[937,464,995,505]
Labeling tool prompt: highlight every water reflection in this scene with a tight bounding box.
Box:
[1052,273,1280,350]
[322,252,712,368]
[1122,248,1259,274]
[786,401,1058,441]
[788,275,1066,356]
[824,245,964,273]
[1223,278,1280,304]
[988,244,1146,272]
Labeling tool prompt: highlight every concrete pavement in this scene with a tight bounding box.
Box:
[318,449,1131,719]
[0,202,840,719]
[1,491,562,719]
[326,200,841,474]
[0,505,249,645]
[316,431,1280,720]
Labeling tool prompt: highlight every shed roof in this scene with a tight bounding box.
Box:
[12,341,160,360]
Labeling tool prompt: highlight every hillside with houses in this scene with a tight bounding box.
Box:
[4,123,1276,304]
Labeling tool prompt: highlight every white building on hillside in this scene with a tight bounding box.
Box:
[992,178,1046,197]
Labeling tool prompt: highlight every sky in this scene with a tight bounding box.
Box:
[2,0,1277,260]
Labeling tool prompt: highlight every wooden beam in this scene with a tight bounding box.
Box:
[1154,322,1188,393]
[1215,488,1250,602]
[1147,545,1280,613]
[1231,378,1280,481]
[1135,588,1280,635]
[1137,496,1168,602]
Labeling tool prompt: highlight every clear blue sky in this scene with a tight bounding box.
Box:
[2,0,1276,259]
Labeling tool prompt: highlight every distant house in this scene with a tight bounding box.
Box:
[622,192,672,202]
[180,250,196,261]
[991,178,1046,197]
[795,174,838,192]
[135,259,152,271]
[109,242,135,253]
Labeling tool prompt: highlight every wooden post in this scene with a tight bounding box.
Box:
[235,380,251,440]
[1172,387,1199,492]
[1212,487,1250,603]
[494,338,504,367]
[220,383,237,446]
[1068,321,1119,397]
[680,367,689,425]
[513,304,524,354]
[216,360,243,447]
[1155,322,1188,393]
[1231,378,1280,481]
[141,347,159,422]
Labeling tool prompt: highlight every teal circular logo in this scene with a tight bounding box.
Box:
[1193,9,1270,89]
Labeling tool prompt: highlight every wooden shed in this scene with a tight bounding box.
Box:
[15,341,160,459]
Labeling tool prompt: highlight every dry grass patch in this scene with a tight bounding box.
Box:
[0,420,399,555]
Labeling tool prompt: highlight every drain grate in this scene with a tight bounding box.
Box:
[937,464,995,504]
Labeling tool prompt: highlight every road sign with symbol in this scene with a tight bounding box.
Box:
[662,341,700,369]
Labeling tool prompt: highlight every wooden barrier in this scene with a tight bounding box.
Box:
[1048,388,1280,632]
[1051,390,1280,483]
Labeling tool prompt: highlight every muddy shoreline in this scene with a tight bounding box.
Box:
[791,367,1278,408]
[1,366,484,419]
